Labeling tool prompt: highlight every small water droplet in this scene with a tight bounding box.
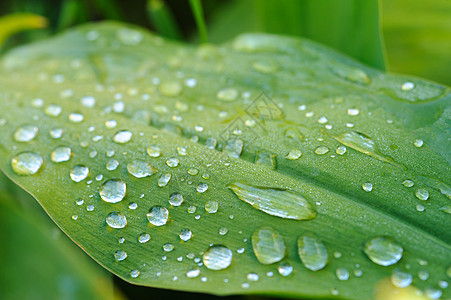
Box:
[197,183,208,193]
[179,228,192,241]
[314,146,329,155]
[99,179,126,203]
[11,152,43,175]
[138,233,150,243]
[106,159,119,171]
[219,227,229,235]
[277,263,293,277]
[362,182,373,192]
[106,212,127,229]
[159,81,183,97]
[252,59,279,73]
[217,87,238,102]
[286,149,302,160]
[415,188,429,201]
[116,28,143,46]
[186,269,201,278]
[223,139,243,158]
[247,273,259,281]
[158,173,172,187]
[402,180,414,187]
[114,250,127,261]
[14,125,38,142]
[45,104,62,117]
[228,182,317,220]
[425,287,442,299]
[414,139,424,148]
[166,157,180,168]
[70,165,89,182]
[401,81,415,91]
[364,236,403,266]
[318,116,328,124]
[169,192,184,206]
[50,128,63,139]
[112,131,132,144]
[51,146,72,163]
[205,200,218,213]
[336,146,347,155]
[147,206,169,226]
[347,108,360,116]
[336,268,349,280]
[68,113,84,123]
[418,270,429,281]
[127,160,157,178]
[130,269,140,278]
[203,245,233,270]
[297,235,328,271]
[252,227,286,265]
[163,243,175,252]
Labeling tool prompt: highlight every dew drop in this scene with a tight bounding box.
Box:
[247,273,259,281]
[163,243,175,252]
[203,245,233,270]
[425,288,442,299]
[147,145,162,157]
[347,108,360,116]
[336,268,349,280]
[99,179,126,203]
[364,236,403,266]
[169,192,184,206]
[414,139,424,148]
[418,270,429,281]
[138,233,150,243]
[158,173,171,187]
[219,227,229,235]
[68,113,84,123]
[114,250,127,261]
[197,183,208,193]
[130,269,140,278]
[179,228,192,241]
[186,269,201,278]
[166,158,180,168]
[415,188,429,201]
[127,160,158,178]
[252,227,286,265]
[51,146,72,163]
[277,263,293,277]
[228,182,317,220]
[159,81,183,97]
[223,139,243,158]
[106,159,119,171]
[50,128,63,139]
[188,168,199,176]
[297,235,328,271]
[205,200,218,213]
[14,125,38,142]
[113,130,132,144]
[45,104,62,117]
[70,165,89,182]
[147,206,169,226]
[402,180,414,188]
[116,28,143,46]
[336,146,347,155]
[401,81,415,91]
[255,152,277,169]
[11,152,43,175]
[314,146,329,155]
[362,182,373,192]
[106,212,127,229]
[217,87,238,102]
[252,59,279,73]
[286,149,302,160]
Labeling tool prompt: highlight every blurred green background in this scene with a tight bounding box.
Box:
[0,1,450,299]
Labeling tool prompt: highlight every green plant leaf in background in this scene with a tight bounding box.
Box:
[0,22,450,299]
[0,13,47,48]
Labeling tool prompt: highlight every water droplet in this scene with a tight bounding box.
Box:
[186,269,201,278]
[81,96,95,107]
[425,287,442,299]
[416,204,425,212]
[87,205,95,211]
[415,188,429,201]
[130,269,140,278]
[50,128,63,139]
[297,235,328,271]
[219,227,229,235]
[206,137,217,150]
[336,268,349,280]
[197,183,208,193]
[14,125,38,142]
[252,59,279,73]
[203,245,233,270]
[99,179,126,203]
[277,263,293,277]
[332,64,370,85]
[252,227,286,265]
[286,149,302,160]
[438,281,448,289]
[364,236,403,266]
[247,273,259,281]
[11,152,43,175]
[158,173,172,187]
[414,139,424,148]
[223,139,243,158]
[255,152,277,169]
[45,104,62,117]
[138,233,150,243]
[166,157,180,167]
[314,146,329,155]
[402,180,414,187]
[159,81,183,97]
[418,270,429,281]
[347,108,360,116]
[188,206,196,214]
[439,205,451,214]
[353,269,362,277]
[106,212,127,229]
[51,146,71,163]
[163,243,175,252]
[188,168,199,176]
[362,182,373,192]
[127,160,157,178]
[217,87,238,102]
[336,146,347,155]
[228,182,317,220]
[116,28,143,46]
[205,200,218,213]
[147,206,169,226]
[318,116,328,124]
[114,250,127,261]
[333,251,342,258]
[179,228,192,241]
[169,193,184,206]
[69,113,84,123]
[401,81,415,91]
[70,165,89,182]
[106,159,119,171]
[113,130,132,144]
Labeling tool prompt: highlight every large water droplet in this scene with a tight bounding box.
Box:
[11,152,43,175]
[106,212,127,229]
[297,235,328,271]
[51,146,72,163]
[14,125,38,142]
[203,245,233,270]
[364,236,403,266]
[147,206,169,226]
[127,160,157,178]
[252,227,286,265]
[70,165,89,182]
[228,182,317,220]
[99,179,126,203]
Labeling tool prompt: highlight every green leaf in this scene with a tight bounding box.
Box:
[0,13,47,48]
[254,0,386,70]
[189,0,208,43]
[0,22,449,299]
[146,0,182,40]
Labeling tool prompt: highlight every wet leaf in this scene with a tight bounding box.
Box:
[0,22,449,299]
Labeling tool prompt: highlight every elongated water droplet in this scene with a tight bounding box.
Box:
[51,146,72,163]
[106,212,127,229]
[147,206,169,226]
[314,146,329,155]
[99,179,126,203]
[11,152,43,175]
[203,245,233,270]
[402,180,414,187]
[186,269,201,278]
[418,176,451,200]
[114,250,127,261]
[297,235,328,271]
[166,157,179,167]
[158,173,171,187]
[252,59,279,73]
[169,192,184,206]
[228,182,317,220]
[127,160,157,178]
[334,131,399,167]
[45,104,62,117]
[252,227,286,265]
[113,130,132,143]
[331,64,370,85]
[70,165,89,182]
[364,236,403,266]
[14,125,38,142]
